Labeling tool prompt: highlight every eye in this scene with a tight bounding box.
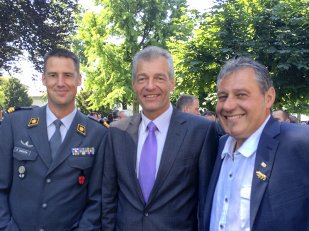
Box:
[217,95,227,101]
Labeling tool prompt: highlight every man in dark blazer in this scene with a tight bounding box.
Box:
[203,56,309,231]
[101,46,218,231]
[0,48,107,230]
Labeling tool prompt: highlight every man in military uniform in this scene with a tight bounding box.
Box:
[0,48,107,230]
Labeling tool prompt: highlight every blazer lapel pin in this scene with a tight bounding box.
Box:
[261,162,267,168]
[256,171,267,181]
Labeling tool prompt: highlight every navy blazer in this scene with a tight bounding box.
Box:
[102,108,219,231]
[0,106,107,231]
[203,117,309,231]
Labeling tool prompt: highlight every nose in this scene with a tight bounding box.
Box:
[56,75,65,86]
[221,96,237,112]
[145,78,155,90]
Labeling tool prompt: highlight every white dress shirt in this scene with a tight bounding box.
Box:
[46,105,77,142]
[136,103,173,178]
[210,116,270,231]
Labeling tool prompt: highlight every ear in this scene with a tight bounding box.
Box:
[265,87,276,109]
[42,74,46,86]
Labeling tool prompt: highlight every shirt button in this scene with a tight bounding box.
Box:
[46,178,51,183]
[42,203,47,209]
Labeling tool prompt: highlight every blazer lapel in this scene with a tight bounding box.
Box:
[47,111,85,174]
[126,114,145,203]
[147,109,188,205]
[250,118,280,229]
[28,106,53,167]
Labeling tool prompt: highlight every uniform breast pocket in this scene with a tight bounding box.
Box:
[13,146,38,161]
[68,157,94,170]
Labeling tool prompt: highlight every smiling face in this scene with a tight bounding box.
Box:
[216,67,275,148]
[132,56,175,120]
[42,56,81,117]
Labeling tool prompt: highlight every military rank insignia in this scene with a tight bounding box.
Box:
[256,171,267,181]
[18,165,26,179]
[72,147,95,156]
[28,117,39,127]
[77,124,86,136]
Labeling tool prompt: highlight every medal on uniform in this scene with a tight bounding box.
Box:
[78,172,85,185]
[18,165,26,179]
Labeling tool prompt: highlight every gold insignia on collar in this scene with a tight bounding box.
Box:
[7,107,15,113]
[77,124,86,136]
[261,162,267,168]
[256,171,267,181]
[28,117,39,127]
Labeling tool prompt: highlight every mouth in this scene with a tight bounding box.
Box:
[225,114,244,120]
[143,94,159,99]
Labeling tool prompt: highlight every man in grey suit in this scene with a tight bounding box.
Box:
[101,46,218,231]
[0,48,107,230]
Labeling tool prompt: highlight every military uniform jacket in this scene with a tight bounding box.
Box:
[0,106,107,231]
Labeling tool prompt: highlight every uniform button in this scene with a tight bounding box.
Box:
[39,229,44,231]
[144,212,149,216]
[46,178,51,183]
[42,203,47,209]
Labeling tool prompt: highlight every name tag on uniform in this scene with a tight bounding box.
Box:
[14,147,32,156]
[71,147,95,156]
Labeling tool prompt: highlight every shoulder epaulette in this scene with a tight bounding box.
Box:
[7,106,34,113]
[101,120,110,128]
[87,115,110,128]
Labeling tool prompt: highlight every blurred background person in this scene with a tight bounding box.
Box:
[176,94,200,115]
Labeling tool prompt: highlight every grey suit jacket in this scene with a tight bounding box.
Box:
[203,117,309,231]
[0,106,107,231]
[102,108,218,231]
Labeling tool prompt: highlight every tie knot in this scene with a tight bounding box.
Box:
[147,122,156,132]
[53,119,62,128]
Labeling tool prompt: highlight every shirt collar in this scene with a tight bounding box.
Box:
[46,105,77,129]
[221,115,271,159]
[141,103,173,133]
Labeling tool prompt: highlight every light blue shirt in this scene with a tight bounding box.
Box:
[136,103,173,178]
[210,116,270,231]
[46,106,77,142]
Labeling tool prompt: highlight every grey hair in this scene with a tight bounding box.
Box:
[176,94,197,111]
[217,56,273,94]
[132,46,174,80]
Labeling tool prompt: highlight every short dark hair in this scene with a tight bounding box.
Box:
[176,94,197,111]
[43,48,80,73]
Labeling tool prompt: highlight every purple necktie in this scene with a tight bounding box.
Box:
[139,122,157,202]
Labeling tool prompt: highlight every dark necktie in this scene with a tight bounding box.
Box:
[49,119,62,159]
[139,122,157,202]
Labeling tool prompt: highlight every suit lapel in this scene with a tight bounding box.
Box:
[28,106,53,167]
[47,111,85,174]
[147,109,188,204]
[250,118,280,229]
[126,114,145,203]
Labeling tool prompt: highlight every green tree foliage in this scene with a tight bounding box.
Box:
[169,0,309,113]
[2,77,33,109]
[75,0,194,112]
[0,0,79,72]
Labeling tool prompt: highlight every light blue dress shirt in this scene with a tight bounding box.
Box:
[210,116,270,231]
